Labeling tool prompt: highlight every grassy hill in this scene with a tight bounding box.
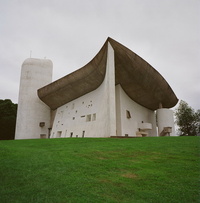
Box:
[0,137,199,203]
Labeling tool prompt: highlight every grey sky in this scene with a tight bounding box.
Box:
[0,0,199,110]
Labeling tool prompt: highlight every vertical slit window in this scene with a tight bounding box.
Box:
[92,113,96,121]
[126,110,131,119]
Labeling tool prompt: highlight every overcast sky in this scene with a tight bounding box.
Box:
[0,0,199,110]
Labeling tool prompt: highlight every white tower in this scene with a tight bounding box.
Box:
[15,58,53,139]
[156,108,175,136]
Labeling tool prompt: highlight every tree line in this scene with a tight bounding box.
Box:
[0,99,17,140]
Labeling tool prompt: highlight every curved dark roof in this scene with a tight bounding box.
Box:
[38,37,178,110]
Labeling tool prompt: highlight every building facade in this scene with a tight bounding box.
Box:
[15,38,178,139]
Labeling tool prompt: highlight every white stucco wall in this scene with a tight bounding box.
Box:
[15,58,52,139]
[115,85,157,137]
[156,108,175,136]
[51,43,116,138]
[51,43,159,138]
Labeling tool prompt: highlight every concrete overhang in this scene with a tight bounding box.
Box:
[38,37,178,110]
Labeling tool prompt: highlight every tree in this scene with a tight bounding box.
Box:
[0,99,17,140]
[175,100,200,136]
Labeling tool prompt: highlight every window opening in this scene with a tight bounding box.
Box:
[92,113,96,121]
[86,114,91,122]
[126,110,131,119]
[70,132,73,137]
[39,122,45,127]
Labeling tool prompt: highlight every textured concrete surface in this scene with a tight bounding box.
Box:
[50,43,116,138]
[38,37,178,110]
[157,108,175,136]
[15,58,52,139]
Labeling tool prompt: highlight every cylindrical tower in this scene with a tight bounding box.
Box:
[156,108,175,136]
[15,58,53,139]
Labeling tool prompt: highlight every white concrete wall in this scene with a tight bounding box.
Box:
[51,43,159,138]
[106,43,116,137]
[15,58,52,139]
[115,85,157,137]
[51,43,116,138]
[156,108,175,136]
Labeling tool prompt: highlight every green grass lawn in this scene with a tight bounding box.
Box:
[0,137,199,203]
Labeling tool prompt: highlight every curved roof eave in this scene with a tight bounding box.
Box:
[38,37,178,110]
[37,39,108,110]
[108,38,178,110]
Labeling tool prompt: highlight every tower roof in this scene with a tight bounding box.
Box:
[38,38,178,110]
[22,58,53,67]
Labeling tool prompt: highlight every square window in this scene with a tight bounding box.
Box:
[86,114,91,122]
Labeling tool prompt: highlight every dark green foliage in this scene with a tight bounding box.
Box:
[0,137,199,203]
[0,99,17,140]
[175,100,200,136]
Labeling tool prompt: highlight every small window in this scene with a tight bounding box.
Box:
[86,114,91,122]
[81,115,85,118]
[39,122,45,127]
[92,113,96,121]
[73,117,75,120]
[70,132,73,137]
[126,110,131,119]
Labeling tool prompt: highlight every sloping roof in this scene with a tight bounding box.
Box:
[38,37,178,110]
